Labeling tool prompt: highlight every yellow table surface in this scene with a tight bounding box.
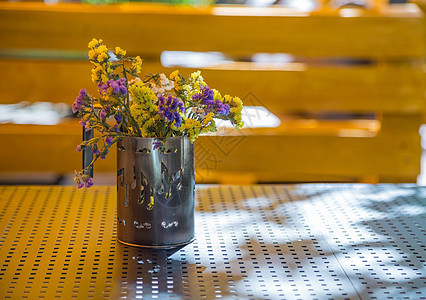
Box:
[0,185,425,299]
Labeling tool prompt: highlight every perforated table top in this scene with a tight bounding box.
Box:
[0,185,425,299]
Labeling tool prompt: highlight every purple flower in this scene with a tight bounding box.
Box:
[158,95,185,128]
[100,106,110,119]
[98,83,108,94]
[153,141,161,150]
[79,89,87,97]
[98,79,127,96]
[166,112,174,122]
[85,177,94,188]
[200,86,214,108]
[72,89,87,113]
[114,114,122,123]
[91,146,101,155]
[111,81,120,94]
[113,123,119,133]
[79,119,90,132]
[221,104,230,116]
[174,112,182,127]
[214,100,230,116]
[192,85,214,109]
[76,144,82,152]
[118,78,127,94]
[201,85,214,99]
[72,100,82,114]
[192,93,203,102]
[170,100,178,110]
[77,182,84,189]
[105,136,113,145]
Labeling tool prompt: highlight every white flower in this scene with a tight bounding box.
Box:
[128,77,141,85]
[150,84,164,94]
[159,73,174,91]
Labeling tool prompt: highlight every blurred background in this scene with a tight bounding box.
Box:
[0,0,425,185]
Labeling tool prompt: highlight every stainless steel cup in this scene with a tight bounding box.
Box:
[116,136,195,248]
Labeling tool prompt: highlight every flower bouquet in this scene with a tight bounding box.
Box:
[73,38,244,188]
[73,38,244,247]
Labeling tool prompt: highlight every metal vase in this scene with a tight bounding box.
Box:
[116,136,195,248]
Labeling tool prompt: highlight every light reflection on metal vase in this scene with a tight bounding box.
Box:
[116,136,195,248]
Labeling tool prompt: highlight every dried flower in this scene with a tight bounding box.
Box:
[72,89,88,113]
[91,145,101,155]
[105,136,113,145]
[114,113,122,123]
[158,94,185,128]
[84,178,94,188]
[73,39,244,188]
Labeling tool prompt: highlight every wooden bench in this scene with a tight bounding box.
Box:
[0,3,424,183]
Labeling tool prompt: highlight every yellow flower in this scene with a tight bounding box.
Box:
[97,45,108,54]
[131,56,143,74]
[129,81,160,136]
[93,64,103,74]
[129,82,157,111]
[101,74,109,83]
[115,46,126,57]
[213,89,222,101]
[223,95,244,129]
[170,70,186,95]
[88,38,102,48]
[201,112,216,133]
[180,118,202,142]
[185,71,207,96]
[202,112,214,126]
[87,39,111,83]
[170,70,180,82]
[182,84,191,93]
[88,49,96,60]
[190,71,203,83]
[139,114,161,137]
[97,52,108,63]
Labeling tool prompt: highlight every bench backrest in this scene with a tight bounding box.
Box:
[0,3,423,116]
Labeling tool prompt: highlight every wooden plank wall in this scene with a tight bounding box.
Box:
[0,3,424,183]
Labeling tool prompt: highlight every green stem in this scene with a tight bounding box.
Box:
[83,137,119,177]
[117,60,142,137]
[117,97,142,137]
[121,61,130,106]
[143,73,158,84]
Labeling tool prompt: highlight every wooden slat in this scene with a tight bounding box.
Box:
[379,113,424,134]
[194,129,420,180]
[0,59,95,104]
[158,64,425,114]
[0,60,423,114]
[0,123,420,182]
[0,123,82,173]
[0,3,423,58]
[194,171,419,184]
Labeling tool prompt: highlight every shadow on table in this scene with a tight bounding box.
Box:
[108,184,425,299]
[309,184,426,298]
[195,184,426,298]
